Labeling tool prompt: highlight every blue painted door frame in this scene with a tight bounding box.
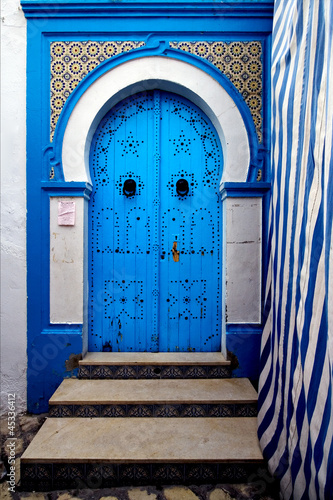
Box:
[21,0,273,411]
[89,90,223,352]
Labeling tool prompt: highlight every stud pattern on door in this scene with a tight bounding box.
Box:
[89,90,222,352]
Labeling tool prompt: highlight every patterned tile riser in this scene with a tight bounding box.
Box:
[50,41,263,142]
[48,403,258,418]
[21,462,266,491]
[78,364,232,379]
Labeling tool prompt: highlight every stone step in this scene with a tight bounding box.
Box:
[48,378,257,418]
[78,352,232,379]
[21,417,264,490]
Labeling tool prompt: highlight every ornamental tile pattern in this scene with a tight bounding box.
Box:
[78,364,232,379]
[48,403,257,418]
[50,40,263,142]
[50,41,145,140]
[21,462,266,490]
[170,41,263,141]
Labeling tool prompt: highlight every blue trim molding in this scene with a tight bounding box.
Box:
[220,182,271,200]
[41,182,93,199]
[23,0,273,411]
[21,1,274,19]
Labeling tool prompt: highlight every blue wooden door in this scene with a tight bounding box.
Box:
[89,90,223,352]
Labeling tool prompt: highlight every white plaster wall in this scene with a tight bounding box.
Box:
[0,0,27,415]
[50,197,84,324]
[225,198,262,323]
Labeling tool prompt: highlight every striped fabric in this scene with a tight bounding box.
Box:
[258,1,333,499]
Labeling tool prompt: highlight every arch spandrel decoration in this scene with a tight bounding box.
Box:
[51,40,263,142]
[60,55,253,184]
[51,41,146,140]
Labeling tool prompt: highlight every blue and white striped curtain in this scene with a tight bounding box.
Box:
[258,1,333,499]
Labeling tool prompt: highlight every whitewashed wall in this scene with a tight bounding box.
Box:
[0,0,27,415]
[50,197,85,324]
[225,197,261,324]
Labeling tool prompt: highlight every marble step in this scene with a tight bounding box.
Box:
[21,417,264,490]
[49,378,257,417]
[79,352,232,379]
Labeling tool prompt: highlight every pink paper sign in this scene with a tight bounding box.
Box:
[58,201,76,226]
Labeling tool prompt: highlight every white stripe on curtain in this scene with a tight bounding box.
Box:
[258,1,333,498]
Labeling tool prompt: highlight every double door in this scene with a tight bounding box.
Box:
[89,90,223,352]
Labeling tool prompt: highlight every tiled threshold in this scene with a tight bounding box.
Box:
[78,352,232,379]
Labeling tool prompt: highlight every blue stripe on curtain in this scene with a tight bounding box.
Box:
[258,1,333,499]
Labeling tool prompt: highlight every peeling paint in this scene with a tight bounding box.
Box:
[62,258,74,264]
[228,240,255,244]
[102,341,112,352]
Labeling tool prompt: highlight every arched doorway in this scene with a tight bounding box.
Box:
[89,90,223,352]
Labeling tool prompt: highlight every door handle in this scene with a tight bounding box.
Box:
[176,178,189,196]
[123,179,136,197]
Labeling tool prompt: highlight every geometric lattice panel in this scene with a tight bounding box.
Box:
[50,41,145,140]
[50,40,263,142]
[170,41,263,142]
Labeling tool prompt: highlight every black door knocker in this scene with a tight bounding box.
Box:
[176,178,189,197]
[123,178,136,197]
